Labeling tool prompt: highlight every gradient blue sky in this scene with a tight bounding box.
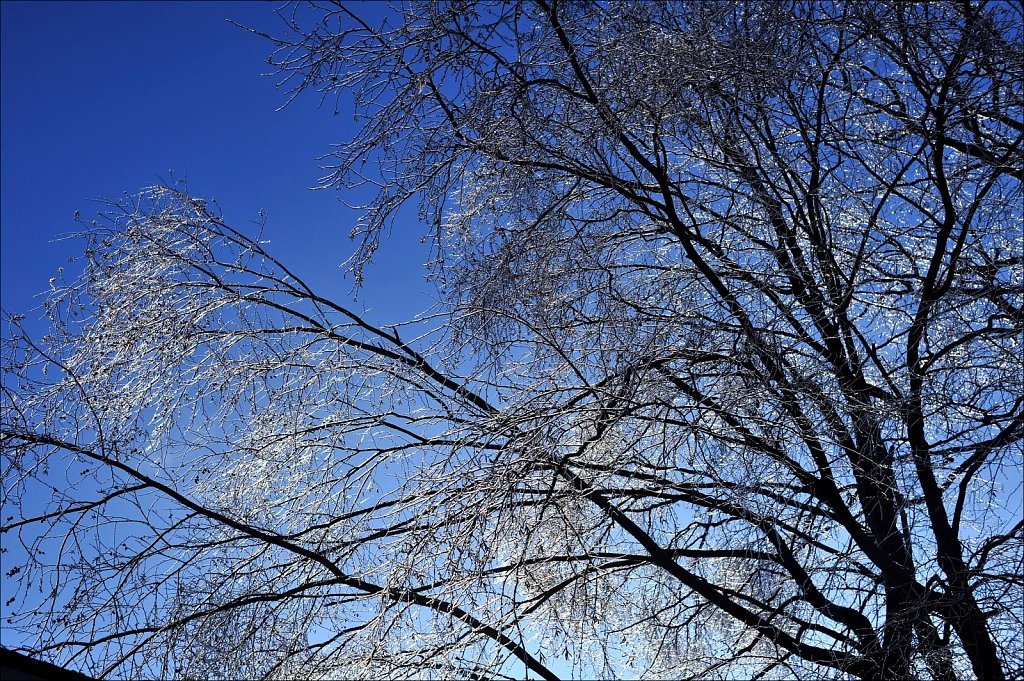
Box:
[2,1,431,328]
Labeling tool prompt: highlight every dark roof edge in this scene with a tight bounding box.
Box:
[0,647,95,681]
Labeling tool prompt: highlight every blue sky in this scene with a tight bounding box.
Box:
[1,1,432,327]
[0,3,465,665]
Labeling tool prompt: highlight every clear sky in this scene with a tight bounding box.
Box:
[1,1,432,330]
[0,3,452,663]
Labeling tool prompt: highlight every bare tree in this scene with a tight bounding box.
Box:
[2,1,1022,679]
